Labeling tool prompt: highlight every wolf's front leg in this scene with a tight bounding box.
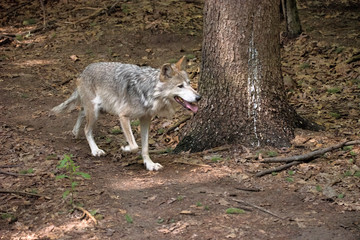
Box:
[140,116,163,171]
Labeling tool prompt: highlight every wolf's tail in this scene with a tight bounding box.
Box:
[51,90,80,114]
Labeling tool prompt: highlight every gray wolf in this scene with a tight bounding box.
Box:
[52,56,201,171]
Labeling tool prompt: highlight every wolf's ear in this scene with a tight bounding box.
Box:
[175,56,187,70]
[160,63,174,81]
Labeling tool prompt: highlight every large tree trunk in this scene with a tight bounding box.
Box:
[175,0,296,153]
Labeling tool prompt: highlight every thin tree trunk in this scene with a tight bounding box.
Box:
[285,0,302,38]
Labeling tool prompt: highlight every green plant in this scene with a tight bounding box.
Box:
[299,62,310,69]
[131,120,140,127]
[285,177,294,183]
[316,185,322,192]
[157,218,164,224]
[288,170,295,176]
[125,214,133,223]
[157,128,165,134]
[267,151,278,157]
[56,154,91,205]
[211,156,222,162]
[196,202,203,207]
[111,127,122,134]
[349,151,357,156]
[176,195,184,201]
[337,193,345,199]
[329,112,341,119]
[226,208,245,214]
[354,171,360,177]
[335,46,345,54]
[327,87,341,94]
[343,146,353,151]
[20,168,34,174]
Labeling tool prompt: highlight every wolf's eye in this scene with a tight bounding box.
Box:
[178,84,184,88]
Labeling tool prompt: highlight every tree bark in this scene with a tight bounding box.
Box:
[175,0,296,153]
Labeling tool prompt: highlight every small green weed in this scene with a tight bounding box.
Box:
[23,19,36,25]
[157,218,164,224]
[204,205,210,211]
[285,177,294,183]
[226,208,245,214]
[267,151,278,157]
[344,170,352,177]
[271,172,278,176]
[111,126,122,134]
[19,168,33,174]
[176,195,184,201]
[157,128,165,134]
[125,214,133,223]
[329,112,341,119]
[15,35,23,41]
[335,46,345,54]
[337,193,345,199]
[343,146,353,151]
[211,156,222,162]
[131,120,140,127]
[327,87,341,94]
[299,62,310,69]
[186,54,196,59]
[288,170,295,176]
[354,171,360,177]
[350,151,357,156]
[46,154,57,160]
[196,202,203,207]
[56,154,91,205]
[316,185,322,192]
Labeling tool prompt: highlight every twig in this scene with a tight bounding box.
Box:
[0,170,35,177]
[73,205,97,225]
[346,54,360,64]
[231,198,286,220]
[0,165,21,168]
[0,189,51,200]
[166,116,191,134]
[65,8,105,24]
[255,161,300,177]
[235,187,261,192]
[261,140,360,163]
[173,160,211,168]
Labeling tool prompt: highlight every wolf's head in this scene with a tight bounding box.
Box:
[159,56,201,113]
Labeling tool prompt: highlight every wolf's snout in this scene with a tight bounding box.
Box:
[196,95,202,102]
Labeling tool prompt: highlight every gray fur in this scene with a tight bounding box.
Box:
[51,57,201,171]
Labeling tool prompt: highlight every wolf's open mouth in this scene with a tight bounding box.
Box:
[174,96,198,113]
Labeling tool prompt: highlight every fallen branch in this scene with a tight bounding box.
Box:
[0,170,35,177]
[255,161,300,177]
[73,205,97,225]
[235,186,261,192]
[256,140,360,177]
[261,140,360,163]
[0,189,51,200]
[231,198,286,220]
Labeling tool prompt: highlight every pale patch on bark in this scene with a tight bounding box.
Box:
[247,31,261,146]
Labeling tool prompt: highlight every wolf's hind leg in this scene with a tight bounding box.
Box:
[119,116,139,153]
[140,116,163,171]
[72,107,85,138]
[84,104,105,157]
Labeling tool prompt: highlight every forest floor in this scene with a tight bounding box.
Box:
[0,0,359,239]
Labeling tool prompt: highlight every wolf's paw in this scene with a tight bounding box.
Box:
[145,162,163,171]
[91,148,106,157]
[121,145,139,153]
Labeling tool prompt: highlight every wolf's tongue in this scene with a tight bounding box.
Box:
[184,101,198,113]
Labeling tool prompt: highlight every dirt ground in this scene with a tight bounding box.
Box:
[1,0,359,239]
